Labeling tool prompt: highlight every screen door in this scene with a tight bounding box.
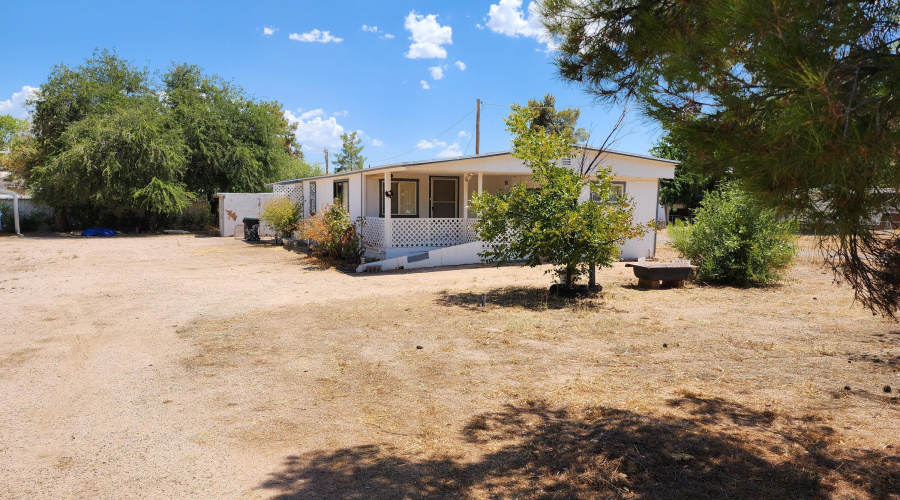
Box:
[430,178,458,218]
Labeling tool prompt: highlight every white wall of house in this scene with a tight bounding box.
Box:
[274,150,675,264]
[217,193,276,237]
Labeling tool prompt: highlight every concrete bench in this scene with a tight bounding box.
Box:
[625,262,696,289]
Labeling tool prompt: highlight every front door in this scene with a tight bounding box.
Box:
[430,177,458,218]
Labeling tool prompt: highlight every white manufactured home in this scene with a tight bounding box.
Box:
[270,149,676,272]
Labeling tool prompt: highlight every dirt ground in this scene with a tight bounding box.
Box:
[1,232,897,499]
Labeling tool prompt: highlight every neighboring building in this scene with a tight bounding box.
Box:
[269,148,677,271]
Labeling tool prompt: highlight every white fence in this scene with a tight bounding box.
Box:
[360,217,479,248]
[272,183,304,204]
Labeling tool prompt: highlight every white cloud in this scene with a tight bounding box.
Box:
[404,12,452,59]
[0,85,38,119]
[485,0,557,50]
[436,143,463,158]
[362,24,378,33]
[284,108,348,151]
[429,65,445,80]
[416,139,446,149]
[332,110,348,117]
[454,60,466,71]
[458,130,470,139]
[371,138,384,147]
[419,80,430,90]
[289,29,343,43]
[263,26,277,36]
[382,33,395,39]
[475,23,484,30]
[299,108,326,120]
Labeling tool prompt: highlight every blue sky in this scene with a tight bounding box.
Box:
[0,0,662,167]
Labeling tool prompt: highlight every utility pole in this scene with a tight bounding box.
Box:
[324,149,330,174]
[475,99,481,155]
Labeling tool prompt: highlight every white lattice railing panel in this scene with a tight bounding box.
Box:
[361,217,385,248]
[393,218,478,248]
[361,218,481,249]
[465,218,479,243]
[273,183,304,204]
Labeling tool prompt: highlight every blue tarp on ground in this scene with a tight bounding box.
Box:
[81,227,116,237]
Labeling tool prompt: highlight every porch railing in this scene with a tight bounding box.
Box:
[360,217,480,248]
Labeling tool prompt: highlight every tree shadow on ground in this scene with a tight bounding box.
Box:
[435,286,609,312]
[258,396,899,499]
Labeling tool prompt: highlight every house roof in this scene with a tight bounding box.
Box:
[268,147,679,186]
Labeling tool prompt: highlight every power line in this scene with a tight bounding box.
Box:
[370,107,476,164]
[463,127,476,156]
[481,101,598,109]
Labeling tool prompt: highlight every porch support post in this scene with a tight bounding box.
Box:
[477,171,483,195]
[463,174,469,219]
[383,170,392,248]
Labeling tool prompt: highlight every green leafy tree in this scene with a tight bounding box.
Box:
[20,51,305,229]
[472,104,644,289]
[0,115,28,151]
[650,133,720,215]
[0,115,29,173]
[162,64,299,199]
[333,131,366,172]
[528,94,588,142]
[31,99,189,224]
[541,0,900,317]
[25,49,156,227]
[670,184,798,286]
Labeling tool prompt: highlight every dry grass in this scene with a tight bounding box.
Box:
[176,245,900,499]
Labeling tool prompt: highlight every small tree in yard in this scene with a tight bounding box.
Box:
[471,105,645,291]
[259,196,302,241]
[669,184,797,286]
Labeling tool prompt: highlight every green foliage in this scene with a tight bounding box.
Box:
[300,204,365,263]
[260,196,302,238]
[162,63,300,198]
[0,115,28,153]
[527,94,588,142]
[669,185,797,287]
[32,99,190,215]
[541,0,900,317]
[472,105,644,288]
[651,133,720,211]
[333,131,366,172]
[0,202,49,233]
[279,159,324,180]
[19,50,304,229]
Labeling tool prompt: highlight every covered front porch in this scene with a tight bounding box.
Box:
[356,165,533,259]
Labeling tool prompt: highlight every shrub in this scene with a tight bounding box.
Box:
[669,184,797,286]
[0,202,49,232]
[260,196,302,239]
[299,204,365,264]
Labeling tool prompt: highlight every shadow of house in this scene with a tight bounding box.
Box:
[258,397,899,499]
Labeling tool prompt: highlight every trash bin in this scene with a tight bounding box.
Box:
[242,217,260,241]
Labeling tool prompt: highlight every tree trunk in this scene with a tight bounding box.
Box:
[589,262,596,288]
[565,265,574,288]
[54,207,68,232]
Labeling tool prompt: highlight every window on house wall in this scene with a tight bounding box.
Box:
[309,181,317,215]
[379,179,418,217]
[590,181,626,204]
[333,180,349,212]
